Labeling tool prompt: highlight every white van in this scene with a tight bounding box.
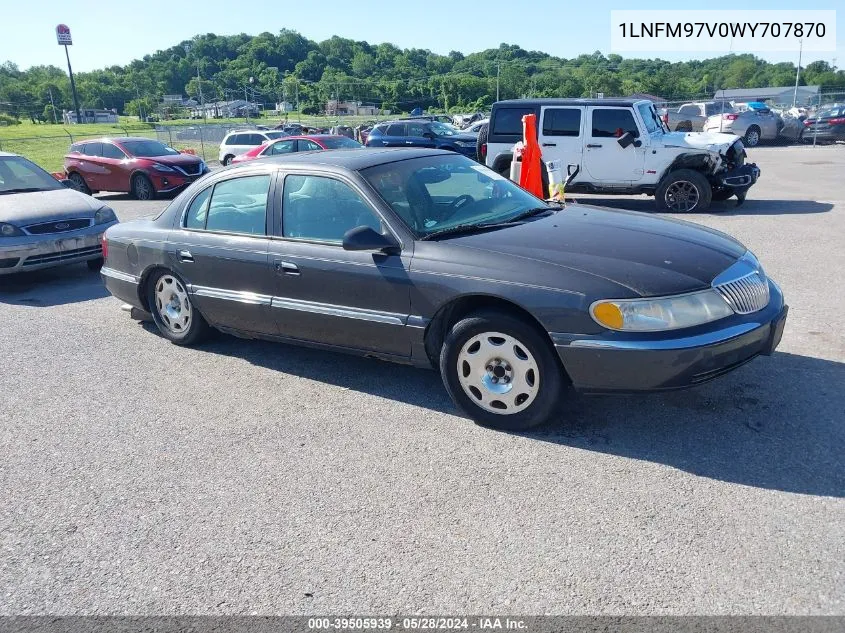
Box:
[218,130,288,165]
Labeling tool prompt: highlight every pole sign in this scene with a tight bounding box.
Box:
[56,24,72,46]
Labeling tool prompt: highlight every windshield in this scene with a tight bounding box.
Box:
[120,140,180,157]
[320,136,363,149]
[362,154,549,237]
[430,122,458,137]
[265,131,288,139]
[0,156,62,193]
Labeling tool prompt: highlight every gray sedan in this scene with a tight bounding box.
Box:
[0,152,118,275]
[100,149,787,430]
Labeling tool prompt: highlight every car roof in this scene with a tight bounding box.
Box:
[74,137,159,144]
[0,151,19,157]
[494,98,639,107]
[238,147,449,171]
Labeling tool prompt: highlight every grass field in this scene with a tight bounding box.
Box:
[0,113,392,172]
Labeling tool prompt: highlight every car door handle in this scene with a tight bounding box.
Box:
[178,250,194,263]
[542,142,557,147]
[586,144,603,148]
[274,260,300,275]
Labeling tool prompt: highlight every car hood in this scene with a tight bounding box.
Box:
[0,187,105,224]
[658,131,739,153]
[442,205,746,297]
[146,153,204,166]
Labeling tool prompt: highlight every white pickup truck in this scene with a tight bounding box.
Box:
[482,98,760,213]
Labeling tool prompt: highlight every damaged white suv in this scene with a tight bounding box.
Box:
[482,98,759,212]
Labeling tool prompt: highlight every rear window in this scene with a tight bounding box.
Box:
[82,143,103,157]
[678,104,701,116]
[542,108,581,136]
[591,109,639,138]
[491,107,534,136]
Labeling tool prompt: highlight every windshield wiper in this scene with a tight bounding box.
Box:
[419,207,556,241]
[0,187,45,195]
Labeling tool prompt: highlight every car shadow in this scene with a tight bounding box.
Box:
[170,328,844,498]
[0,264,109,306]
[570,197,834,216]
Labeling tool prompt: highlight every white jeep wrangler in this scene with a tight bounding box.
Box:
[481,98,760,212]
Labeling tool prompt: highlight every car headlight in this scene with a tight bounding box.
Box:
[152,163,175,172]
[94,207,117,225]
[0,222,24,237]
[590,289,734,332]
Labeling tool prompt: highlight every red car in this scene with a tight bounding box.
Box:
[230,134,363,164]
[64,137,209,200]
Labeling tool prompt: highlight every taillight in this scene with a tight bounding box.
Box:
[101,235,108,259]
[804,119,813,126]
[829,117,845,125]
[724,114,739,121]
[481,142,487,158]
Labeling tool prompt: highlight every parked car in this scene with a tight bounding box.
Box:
[64,138,209,201]
[1,152,118,274]
[702,105,780,147]
[662,101,726,132]
[400,115,455,124]
[802,105,845,142]
[484,98,758,211]
[231,135,363,163]
[218,130,290,165]
[100,148,786,431]
[461,118,490,136]
[366,120,478,159]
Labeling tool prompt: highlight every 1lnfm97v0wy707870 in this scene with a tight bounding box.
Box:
[99,148,787,430]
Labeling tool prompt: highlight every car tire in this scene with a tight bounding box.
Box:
[131,173,156,201]
[744,125,761,147]
[439,310,563,431]
[86,257,104,271]
[655,169,712,213]
[68,172,90,195]
[146,269,210,346]
[476,122,489,163]
[222,155,234,166]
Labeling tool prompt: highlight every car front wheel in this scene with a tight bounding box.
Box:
[146,270,210,345]
[440,310,564,431]
[131,173,156,200]
[655,169,712,213]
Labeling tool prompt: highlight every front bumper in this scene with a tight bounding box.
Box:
[719,163,760,202]
[149,168,208,194]
[0,221,117,275]
[553,280,787,393]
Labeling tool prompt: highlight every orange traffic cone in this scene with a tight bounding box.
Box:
[518,113,544,199]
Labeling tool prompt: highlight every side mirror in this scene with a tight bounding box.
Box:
[617,131,637,148]
[342,225,399,253]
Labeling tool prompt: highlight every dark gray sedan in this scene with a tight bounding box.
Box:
[101,148,787,430]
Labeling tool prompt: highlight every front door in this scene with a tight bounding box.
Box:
[169,171,278,335]
[583,107,645,183]
[98,142,130,192]
[267,172,413,358]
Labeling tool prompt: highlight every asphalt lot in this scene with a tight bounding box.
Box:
[1,145,843,615]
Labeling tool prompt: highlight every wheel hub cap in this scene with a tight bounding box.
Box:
[457,332,539,415]
[665,181,699,212]
[154,275,191,334]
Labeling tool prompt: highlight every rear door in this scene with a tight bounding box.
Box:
[170,171,278,335]
[382,123,408,147]
[77,142,104,190]
[583,107,645,183]
[538,106,583,181]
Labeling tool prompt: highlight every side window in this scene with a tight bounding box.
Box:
[228,134,245,145]
[247,134,265,146]
[185,175,270,235]
[283,175,382,243]
[184,186,212,230]
[82,143,103,157]
[298,140,321,151]
[269,140,296,155]
[542,108,581,137]
[407,122,426,136]
[678,105,698,116]
[386,124,406,136]
[591,109,640,138]
[101,143,126,159]
[491,107,534,135]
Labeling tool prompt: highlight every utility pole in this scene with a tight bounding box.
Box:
[48,87,58,124]
[793,39,803,108]
[496,62,500,102]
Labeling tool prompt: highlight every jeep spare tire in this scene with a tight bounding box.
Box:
[655,169,712,213]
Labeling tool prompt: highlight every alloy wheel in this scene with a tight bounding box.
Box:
[133,176,153,200]
[456,331,540,415]
[154,275,192,334]
[664,180,700,212]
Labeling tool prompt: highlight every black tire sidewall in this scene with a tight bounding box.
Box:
[744,126,761,147]
[476,123,489,163]
[655,169,712,212]
[439,310,563,431]
[146,270,208,345]
[132,174,155,200]
[223,155,233,166]
[69,173,89,194]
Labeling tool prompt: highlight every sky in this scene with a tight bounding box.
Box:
[1,0,841,73]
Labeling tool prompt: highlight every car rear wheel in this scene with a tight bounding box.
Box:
[744,125,761,147]
[222,154,234,166]
[131,174,156,201]
[68,172,90,195]
[655,169,712,213]
[440,310,563,431]
[146,270,209,345]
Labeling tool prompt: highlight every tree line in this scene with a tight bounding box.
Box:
[1,30,843,122]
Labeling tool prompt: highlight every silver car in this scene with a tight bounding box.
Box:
[0,152,118,275]
[702,105,780,147]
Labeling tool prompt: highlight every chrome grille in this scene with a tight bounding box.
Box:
[714,271,770,314]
